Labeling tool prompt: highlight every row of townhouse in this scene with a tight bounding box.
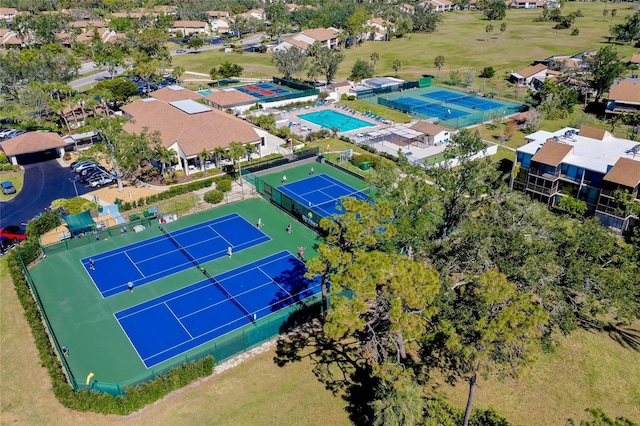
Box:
[511,125,640,232]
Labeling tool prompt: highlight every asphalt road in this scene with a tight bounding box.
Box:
[0,160,91,228]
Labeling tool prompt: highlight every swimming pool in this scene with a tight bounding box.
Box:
[299,110,375,133]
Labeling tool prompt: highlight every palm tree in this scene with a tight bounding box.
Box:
[154,144,177,176]
[245,144,257,162]
[198,148,211,171]
[214,146,226,169]
[227,141,246,184]
[392,59,402,76]
[370,52,380,69]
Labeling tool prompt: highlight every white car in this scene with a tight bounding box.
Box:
[88,174,114,188]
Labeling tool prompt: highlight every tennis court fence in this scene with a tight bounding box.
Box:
[19,242,323,396]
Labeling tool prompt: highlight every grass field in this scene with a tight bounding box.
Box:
[171,3,638,91]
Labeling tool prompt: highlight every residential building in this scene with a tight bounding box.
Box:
[273,27,342,53]
[366,18,392,41]
[410,121,451,145]
[209,19,230,34]
[509,0,545,8]
[421,0,454,12]
[0,28,24,48]
[510,63,548,88]
[511,125,640,231]
[630,52,640,66]
[170,21,210,37]
[207,10,230,20]
[120,95,263,174]
[0,132,67,165]
[400,3,415,14]
[0,7,18,21]
[606,78,640,115]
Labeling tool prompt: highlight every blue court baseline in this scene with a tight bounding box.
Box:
[278,174,369,217]
[82,213,270,298]
[115,251,320,368]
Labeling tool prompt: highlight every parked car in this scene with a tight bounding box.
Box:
[88,174,114,187]
[0,129,15,138]
[0,225,28,241]
[176,49,186,54]
[71,160,97,171]
[70,158,94,169]
[74,162,100,173]
[1,181,16,195]
[80,167,108,182]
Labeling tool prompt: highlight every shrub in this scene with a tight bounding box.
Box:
[571,28,579,36]
[0,152,9,164]
[0,164,13,171]
[191,171,205,178]
[340,93,348,100]
[347,95,356,101]
[63,152,71,161]
[216,179,232,192]
[480,67,495,78]
[204,189,224,204]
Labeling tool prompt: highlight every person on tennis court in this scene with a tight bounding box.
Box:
[89,258,95,270]
[120,226,127,236]
[286,224,292,233]
[62,346,69,357]
[309,167,315,175]
[227,246,233,257]
[297,246,305,260]
[257,217,263,228]
[127,281,134,292]
[281,175,287,184]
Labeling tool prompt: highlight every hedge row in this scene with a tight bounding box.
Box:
[118,175,232,212]
[5,216,216,414]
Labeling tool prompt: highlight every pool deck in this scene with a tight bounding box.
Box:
[285,104,388,137]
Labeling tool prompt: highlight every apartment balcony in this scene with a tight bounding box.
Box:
[525,182,558,196]
[529,168,560,179]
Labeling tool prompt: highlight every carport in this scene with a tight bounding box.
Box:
[0,131,66,165]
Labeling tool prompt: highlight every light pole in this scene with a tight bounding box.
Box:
[69,178,78,198]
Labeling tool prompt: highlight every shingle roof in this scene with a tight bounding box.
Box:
[301,28,340,41]
[204,89,256,107]
[121,98,260,157]
[608,79,640,104]
[603,157,640,188]
[410,121,449,136]
[515,63,547,78]
[0,132,66,156]
[172,21,207,28]
[149,86,203,102]
[531,140,573,166]
[579,125,610,141]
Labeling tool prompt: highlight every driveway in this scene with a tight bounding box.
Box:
[0,160,91,228]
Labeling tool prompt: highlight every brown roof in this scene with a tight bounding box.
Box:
[121,99,260,157]
[631,53,640,64]
[603,157,640,188]
[301,28,340,41]
[172,20,207,28]
[410,121,449,136]
[515,63,547,78]
[0,132,66,156]
[287,38,310,50]
[0,8,18,15]
[579,125,610,141]
[531,140,573,167]
[149,87,203,102]
[608,79,640,104]
[205,89,257,107]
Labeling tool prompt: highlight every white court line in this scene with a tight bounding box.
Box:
[124,251,145,277]
[164,302,194,339]
[113,312,150,368]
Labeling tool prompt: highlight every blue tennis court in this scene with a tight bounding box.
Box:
[82,213,270,298]
[392,97,468,120]
[236,82,291,99]
[422,90,503,111]
[115,250,319,368]
[278,174,369,217]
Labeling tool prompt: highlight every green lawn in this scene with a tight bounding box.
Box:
[440,326,640,425]
[0,170,24,202]
[169,3,638,96]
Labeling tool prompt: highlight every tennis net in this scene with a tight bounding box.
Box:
[309,187,371,210]
[159,226,254,323]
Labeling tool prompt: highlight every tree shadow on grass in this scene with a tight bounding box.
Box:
[274,319,377,425]
[579,317,640,352]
